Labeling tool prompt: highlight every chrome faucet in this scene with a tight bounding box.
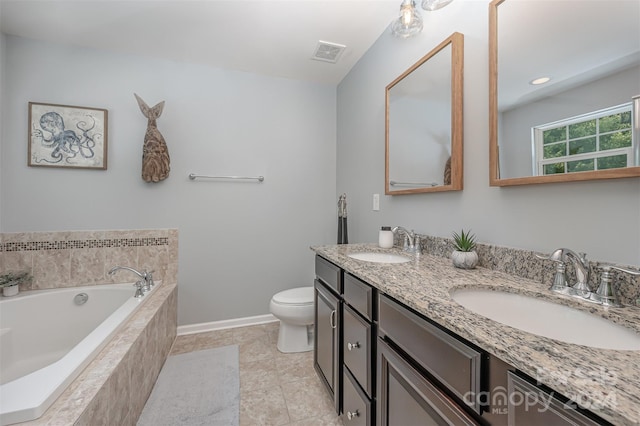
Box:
[562,249,591,296]
[108,266,154,295]
[538,248,590,294]
[537,248,640,308]
[592,264,640,307]
[536,248,570,293]
[391,226,416,253]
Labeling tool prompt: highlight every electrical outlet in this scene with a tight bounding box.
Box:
[373,193,380,211]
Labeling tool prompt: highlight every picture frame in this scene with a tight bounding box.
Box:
[28,102,108,169]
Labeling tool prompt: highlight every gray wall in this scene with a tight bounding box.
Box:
[337,0,640,266]
[0,35,337,325]
[2,0,639,329]
[0,34,5,226]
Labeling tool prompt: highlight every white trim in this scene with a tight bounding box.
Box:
[533,102,634,175]
[177,314,279,336]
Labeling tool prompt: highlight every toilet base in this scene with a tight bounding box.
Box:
[277,322,313,353]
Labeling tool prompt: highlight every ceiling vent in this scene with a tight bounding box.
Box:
[311,41,346,64]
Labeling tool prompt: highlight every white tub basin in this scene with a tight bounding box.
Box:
[451,288,640,350]
[347,252,411,264]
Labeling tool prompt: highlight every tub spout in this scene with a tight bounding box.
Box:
[108,266,154,293]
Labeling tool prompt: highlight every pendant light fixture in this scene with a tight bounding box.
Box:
[391,0,423,38]
[421,0,454,11]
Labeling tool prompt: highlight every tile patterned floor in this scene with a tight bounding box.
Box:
[170,322,344,426]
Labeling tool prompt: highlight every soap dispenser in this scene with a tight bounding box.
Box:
[379,226,394,248]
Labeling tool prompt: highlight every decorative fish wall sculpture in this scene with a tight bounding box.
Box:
[134,93,170,183]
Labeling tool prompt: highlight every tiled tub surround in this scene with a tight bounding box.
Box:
[1,282,162,424]
[0,229,178,425]
[312,243,640,426]
[0,229,178,292]
[20,281,178,426]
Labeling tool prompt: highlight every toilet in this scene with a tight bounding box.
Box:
[269,287,315,353]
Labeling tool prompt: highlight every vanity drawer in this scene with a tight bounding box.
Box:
[343,304,373,396]
[343,273,374,321]
[315,255,342,294]
[378,295,483,414]
[342,368,372,426]
[507,371,603,426]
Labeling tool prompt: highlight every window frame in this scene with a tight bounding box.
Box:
[532,103,634,176]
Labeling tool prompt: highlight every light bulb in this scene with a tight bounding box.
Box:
[391,0,423,38]
[401,7,412,26]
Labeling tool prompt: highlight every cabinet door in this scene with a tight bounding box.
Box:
[314,279,341,413]
[377,338,479,426]
[507,372,605,426]
[379,294,482,414]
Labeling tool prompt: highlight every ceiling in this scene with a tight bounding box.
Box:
[497,0,640,111]
[0,0,401,86]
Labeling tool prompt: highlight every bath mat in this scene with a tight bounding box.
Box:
[137,345,240,426]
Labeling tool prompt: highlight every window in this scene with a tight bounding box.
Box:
[533,104,634,176]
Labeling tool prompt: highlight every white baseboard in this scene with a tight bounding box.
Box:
[177,313,279,336]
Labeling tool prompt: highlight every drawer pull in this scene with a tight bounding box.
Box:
[330,309,337,329]
[346,409,360,420]
[347,341,360,351]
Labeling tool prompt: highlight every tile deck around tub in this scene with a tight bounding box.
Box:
[170,323,343,426]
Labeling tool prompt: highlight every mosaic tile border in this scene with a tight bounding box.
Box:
[1,237,169,252]
[0,229,178,291]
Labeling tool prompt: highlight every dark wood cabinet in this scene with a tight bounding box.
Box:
[313,254,612,426]
[314,279,341,413]
[342,273,376,425]
[377,338,479,426]
[378,294,483,415]
[507,372,605,426]
[343,367,372,426]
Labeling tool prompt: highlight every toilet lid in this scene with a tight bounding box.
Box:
[272,287,314,305]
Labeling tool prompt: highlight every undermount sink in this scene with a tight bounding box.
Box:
[347,252,411,264]
[451,288,640,351]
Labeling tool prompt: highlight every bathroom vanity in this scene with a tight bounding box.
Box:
[312,244,640,425]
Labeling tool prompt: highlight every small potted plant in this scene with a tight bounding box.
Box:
[0,271,31,297]
[451,229,478,269]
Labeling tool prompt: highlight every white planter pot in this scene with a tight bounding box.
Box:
[451,250,478,269]
[2,284,19,297]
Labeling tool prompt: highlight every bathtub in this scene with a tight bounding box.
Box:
[0,282,157,425]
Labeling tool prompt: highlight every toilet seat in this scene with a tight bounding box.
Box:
[271,287,313,306]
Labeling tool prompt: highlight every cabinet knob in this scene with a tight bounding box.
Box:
[346,409,360,420]
[347,341,360,351]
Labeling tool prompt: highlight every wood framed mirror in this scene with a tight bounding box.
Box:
[489,0,640,186]
[385,32,464,195]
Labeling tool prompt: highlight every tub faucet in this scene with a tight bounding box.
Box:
[108,266,154,293]
[391,226,416,253]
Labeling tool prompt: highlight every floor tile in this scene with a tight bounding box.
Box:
[281,376,336,422]
[240,387,290,426]
[171,323,342,426]
[240,358,280,392]
[170,329,234,355]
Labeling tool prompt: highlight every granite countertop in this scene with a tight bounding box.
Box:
[311,243,640,426]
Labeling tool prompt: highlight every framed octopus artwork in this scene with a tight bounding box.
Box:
[28,102,108,169]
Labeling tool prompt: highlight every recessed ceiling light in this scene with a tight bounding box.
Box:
[530,77,551,85]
